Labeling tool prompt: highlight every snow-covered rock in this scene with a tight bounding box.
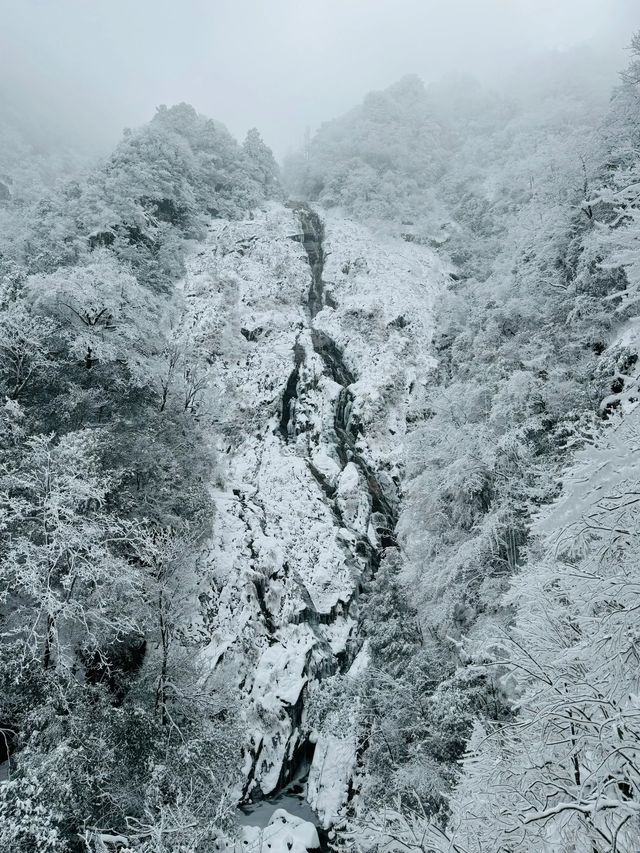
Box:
[308,733,357,830]
[185,203,443,819]
[240,809,320,853]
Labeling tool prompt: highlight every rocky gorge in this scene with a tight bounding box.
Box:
[181,202,446,849]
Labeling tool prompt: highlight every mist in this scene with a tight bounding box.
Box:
[1,0,638,157]
[6,1,640,850]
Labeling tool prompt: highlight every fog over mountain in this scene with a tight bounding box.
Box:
[4,4,640,853]
[0,0,636,156]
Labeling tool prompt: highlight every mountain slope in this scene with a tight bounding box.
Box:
[178,202,445,840]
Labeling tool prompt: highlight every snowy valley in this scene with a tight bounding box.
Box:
[3,19,640,853]
[186,203,444,848]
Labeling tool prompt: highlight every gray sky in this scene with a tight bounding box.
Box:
[1,0,638,158]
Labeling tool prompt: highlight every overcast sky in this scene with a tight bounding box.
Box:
[1,0,638,158]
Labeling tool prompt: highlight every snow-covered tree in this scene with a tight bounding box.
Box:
[0,302,56,400]
[243,127,281,199]
[27,251,164,381]
[0,430,141,669]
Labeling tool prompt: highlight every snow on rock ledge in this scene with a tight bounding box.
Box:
[185,203,443,817]
[240,810,320,853]
[319,210,444,474]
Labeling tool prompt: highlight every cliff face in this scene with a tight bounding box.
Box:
[184,202,445,840]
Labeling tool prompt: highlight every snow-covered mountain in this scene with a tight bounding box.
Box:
[4,33,640,853]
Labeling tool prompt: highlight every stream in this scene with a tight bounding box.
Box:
[238,765,321,832]
[238,206,400,848]
[296,205,399,561]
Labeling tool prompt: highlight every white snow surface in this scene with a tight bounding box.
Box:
[239,810,320,853]
[184,203,443,822]
[320,210,441,472]
[308,733,357,830]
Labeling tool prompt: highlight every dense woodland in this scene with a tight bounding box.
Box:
[2,29,640,853]
[0,105,280,851]
[286,38,640,852]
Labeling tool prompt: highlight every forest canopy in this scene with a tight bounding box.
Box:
[282,34,640,853]
[0,105,280,853]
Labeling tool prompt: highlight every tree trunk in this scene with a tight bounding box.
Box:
[42,613,54,670]
[156,592,169,726]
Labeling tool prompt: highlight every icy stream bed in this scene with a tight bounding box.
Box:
[238,768,323,832]
[181,202,445,842]
[237,766,326,853]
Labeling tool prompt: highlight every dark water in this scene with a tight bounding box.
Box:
[237,772,319,828]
